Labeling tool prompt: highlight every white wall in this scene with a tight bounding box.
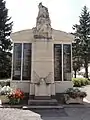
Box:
[55,81,73,93]
[10,81,30,93]
[10,81,73,94]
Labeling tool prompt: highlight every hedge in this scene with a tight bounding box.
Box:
[72,78,90,87]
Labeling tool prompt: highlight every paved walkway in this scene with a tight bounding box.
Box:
[32,107,90,120]
[0,106,90,120]
[80,85,90,103]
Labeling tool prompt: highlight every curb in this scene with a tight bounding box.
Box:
[1,104,90,109]
[0,105,22,108]
[62,104,90,108]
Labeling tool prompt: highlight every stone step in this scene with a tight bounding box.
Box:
[28,99,58,106]
[34,96,51,100]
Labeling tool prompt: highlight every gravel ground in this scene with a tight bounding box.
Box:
[0,108,40,120]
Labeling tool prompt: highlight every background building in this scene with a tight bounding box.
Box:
[11,3,74,102]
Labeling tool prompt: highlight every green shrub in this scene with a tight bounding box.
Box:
[72,78,90,87]
[65,88,87,99]
[0,80,10,87]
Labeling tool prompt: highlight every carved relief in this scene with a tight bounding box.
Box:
[33,71,40,84]
[33,2,52,39]
[44,72,53,83]
[33,71,53,85]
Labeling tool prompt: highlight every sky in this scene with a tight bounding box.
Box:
[6,0,90,33]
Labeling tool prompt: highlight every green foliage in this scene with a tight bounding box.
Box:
[72,57,83,78]
[73,6,90,78]
[0,80,10,87]
[72,78,90,87]
[0,0,13,78]
[65,88,87,99]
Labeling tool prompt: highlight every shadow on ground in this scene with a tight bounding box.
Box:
[30,108,68,120]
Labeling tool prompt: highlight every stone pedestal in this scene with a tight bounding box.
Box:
[35,80,51,97]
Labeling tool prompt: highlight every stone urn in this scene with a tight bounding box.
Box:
[0,95,9,104]
[64,88,87,104]
[65,97,83,104]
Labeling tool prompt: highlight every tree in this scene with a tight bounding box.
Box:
[73,6,90,79]
[0,0,13,78]
[72,35,84,78]
[72,53,83,78]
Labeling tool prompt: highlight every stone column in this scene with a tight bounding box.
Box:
[30,39,55,97]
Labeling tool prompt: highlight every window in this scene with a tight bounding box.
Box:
[12,43,32,81]
[13,43,22,80]
[22,43,32,80]
[54,44,62,81]
[54,44,71,81]
[63,44,71,81]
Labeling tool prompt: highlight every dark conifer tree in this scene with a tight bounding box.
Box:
[0,0,13,78]
[73,6,90,78]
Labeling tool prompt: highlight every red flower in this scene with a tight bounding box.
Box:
[8,89,24,100]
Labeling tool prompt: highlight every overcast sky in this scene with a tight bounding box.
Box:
[6,0,90,33]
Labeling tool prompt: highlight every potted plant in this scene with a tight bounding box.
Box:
[0,86,12,104]
[64,88,87,104]
[8,89,24,105]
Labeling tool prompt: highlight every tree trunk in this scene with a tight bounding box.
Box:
[84,58,88,79]
[74,70,77,78]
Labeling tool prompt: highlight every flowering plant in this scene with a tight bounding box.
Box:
[65,88,87,99]
[0,86,12,95]
[8,89,24,105]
